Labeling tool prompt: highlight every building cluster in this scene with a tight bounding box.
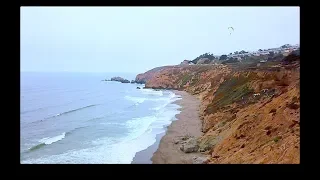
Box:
[226,44,300,60]
[181,44,300,65]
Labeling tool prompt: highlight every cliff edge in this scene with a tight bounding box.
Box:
[135,56,300,164]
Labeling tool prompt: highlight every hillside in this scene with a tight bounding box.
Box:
[135,56,300,164]
[135,66,175,84]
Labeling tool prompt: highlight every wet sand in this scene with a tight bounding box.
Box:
[131,90,204,164]
[131,132,165,164]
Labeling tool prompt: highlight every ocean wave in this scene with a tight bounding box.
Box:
[168,92,180,99]
[28,143,46,152]
[21,90,182,164]
[125,115,161,143]
[151,92,180,102]
[86,109,128,123]
[140,89,163,96]
[99,122,124,126]
[150,102,169,111]
[21,108,181,164]
[87,116,105,122]
[124,90,179,105]
[26,125,90,153]
[124,96,146,104]
[126,116,157,130]
[55,104,98,117]
[39,104,99,121]
[150,106,163,111]
[149,93,181,112]
[26,132,66,153]
[87,115,114,122]
[39,132,66,145]
[125,96,169,104]
[65,126,89,136]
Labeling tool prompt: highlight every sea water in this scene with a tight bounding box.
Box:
[20,72,181,164]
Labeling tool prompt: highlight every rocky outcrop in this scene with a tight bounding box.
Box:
[173,135,192,144]
[180,137,200,153]
[110,77,130,83]
[135,66,173,84]
[192,156,210,164]
[198,135,223,152]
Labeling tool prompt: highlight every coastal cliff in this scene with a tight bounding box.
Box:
[135,55,300,164]
[135,66,174,84]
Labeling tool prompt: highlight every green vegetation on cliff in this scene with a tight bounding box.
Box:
[191,52,216,64]
[181,74,193,86]
[205,74,254,115]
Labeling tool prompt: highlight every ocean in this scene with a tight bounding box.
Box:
[20,72,181,164]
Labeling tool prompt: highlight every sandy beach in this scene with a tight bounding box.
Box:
[152,90,206,163]
[132,90,205,164]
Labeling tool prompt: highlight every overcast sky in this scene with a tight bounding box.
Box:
[21,7,299,73]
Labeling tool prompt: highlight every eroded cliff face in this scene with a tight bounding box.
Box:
[135,66,174,84]
[136,63,300,164]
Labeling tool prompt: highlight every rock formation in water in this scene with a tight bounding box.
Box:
[109,77,130,83]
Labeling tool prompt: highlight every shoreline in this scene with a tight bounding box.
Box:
[131,132,165,164]
[131,90,205,164]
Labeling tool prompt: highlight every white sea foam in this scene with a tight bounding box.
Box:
[140,89,163,96]
[149,91,181,111]
[126,116,157,137]
[125,90,180,106]
[38,132,66,145]
[21,133,157,164]
[150,105,164,111]
[124,95,146,104]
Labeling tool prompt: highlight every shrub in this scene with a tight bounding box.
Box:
[273,136,282,143]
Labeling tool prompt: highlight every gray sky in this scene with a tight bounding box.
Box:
[21,7,299,73]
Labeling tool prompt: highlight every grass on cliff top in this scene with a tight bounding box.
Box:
[205,74,254,115]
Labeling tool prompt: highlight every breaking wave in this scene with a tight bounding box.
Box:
[124,96,147,104]
[27,132,66,152]
[52,104,98,117]
[140,89,163,96]
[39,132,66,145]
